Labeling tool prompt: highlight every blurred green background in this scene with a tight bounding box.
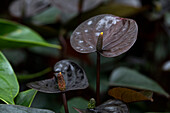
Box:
[0,0,170,113]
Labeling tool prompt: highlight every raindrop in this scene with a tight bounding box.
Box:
[89,46,93,49]
[76,32,80,35]
[84,30,88,32]
[87,20,92,25]
[79,40,84,43]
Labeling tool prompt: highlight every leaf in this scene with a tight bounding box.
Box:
[0,51,19,104]
[70,14,138,57]
[109,67,170,97]
[0,104,55,113]
[108,87,153,103]
[27,60,89,93]
[73,99,129,113]
[31,92,62,113]
[0,19,61,49]
[17,67,52,81]
[9,0,51,18]
[60,97,88,113]
[15,89,37,107]
[31,6,60,25]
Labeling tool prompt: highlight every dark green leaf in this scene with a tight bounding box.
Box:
[31,7,60,25]
[15,89,37,107]
[0,104,55,113]
[0,19,61,49]
[109,67,169,97]
[0,51,19,104]
[17,68,52,81]
[31,92,62,113]
[60,97,88,113]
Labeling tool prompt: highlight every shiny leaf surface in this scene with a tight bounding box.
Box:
[108,87,153,103]
[73,99,129,113]
[0,19,61,49]
[27,60,89,93]
[109,67,169,97]
[0,52,19,104]
[0,104,55,113]
[70,14,138,57]
[15,89,37,107]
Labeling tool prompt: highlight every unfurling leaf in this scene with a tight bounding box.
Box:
[87,98,96,109]
[73,99,129,113]
[108,87,153,103]
[27,60,89,93]
[70,14,138,57]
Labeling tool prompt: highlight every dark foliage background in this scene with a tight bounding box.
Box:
[0,0,170,112]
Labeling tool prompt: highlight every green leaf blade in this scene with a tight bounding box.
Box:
[0,52,19,104]
[0,104,55,113]
[0,19,61,49]
[17,67,52,81]
[15,89,37,107]
[109,67,169,98]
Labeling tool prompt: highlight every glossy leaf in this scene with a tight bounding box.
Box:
[17,68,51,81]
[27,60,89,93]
[60,97,88,113]
[108,87,153,103]
[0,19,61,49]
[0,104,55,113]
[70,14,138,57]
[0,52,19,104]
[73,99,129,113]
[15,89,37,107]
[109,67,169,97]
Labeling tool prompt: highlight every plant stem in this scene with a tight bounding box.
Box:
[96,52,100,105]
[62,93,69,113]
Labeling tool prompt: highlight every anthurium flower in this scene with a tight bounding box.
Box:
[27,60,89,93]
[70,14,138,57]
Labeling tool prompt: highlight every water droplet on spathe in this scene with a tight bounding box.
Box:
[84,30,88,32]
[79,40,84,43]
[87,20,92,25]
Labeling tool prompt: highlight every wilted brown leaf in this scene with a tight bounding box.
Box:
[108,87,153,103]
